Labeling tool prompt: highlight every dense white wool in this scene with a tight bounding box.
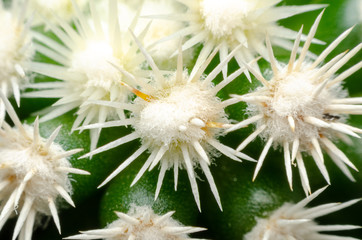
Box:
[253,62,343,145]
[24,0,146,150]
[0,93,89,240]
[244,187,361,240]
[79,38,254,211]
[0,124,71,214]
[134,79,225,149]
[158,0,325,79]
[230,13,362,195]
[0,1,33,114]
[29,0,88,25]
[65,205,206,240]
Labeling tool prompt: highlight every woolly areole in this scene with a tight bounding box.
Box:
[79,35,254,212]
[245,187,361,240]
[0,93,89,240]
[65,205,206,240]
[134,80,225,148]
[230,12,362,195]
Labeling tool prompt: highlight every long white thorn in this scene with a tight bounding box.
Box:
[288,186,328,213]
[115,211,139,224]
[291,138,299,163]
[283,141,293,190]
[204,44,243,85]
[310,148,330,184]
[78,227,124,236]
[327,61,362,87]
[311,137,324,163]
[181,145,201,212]
[209,139,255,162]
[56,167,90,175]
[295,10,324,70]
[288,26,303,73]
[45,125,62,149]
[332,97,362,104]
[154,161,168,200]
[173,158,179,191]
[296,152,311,196]
[327,148,356,182]
[131,150,157,187]
[225,114,263,133]
[323,43,362,82]
[304,116,330,128]
[192,141,210,165]
[236,124,266,152]
[329,122,361,138]
[288,116,296,132]
[0,91,26,136]
[149,145,168,171]
[242,61,270,87]
[12,196,34,240]
[310,26,355,69]
[154,211,175,225]
[0,191,17,225]
[32,117,40,146]
[15,170,34,208]
[325,104,362,115]
[189,43,218,82]
[199,160,222,211]
[304,199,361,219]
[253,137,274,181]
[266,34,279,76]
[48,198,61,234]
[54,184,75,207]
[98,144,149,188]
[54,148,83,160]
[80,132,139,159]
[312,78,330,98]
[24,208,36,240]
[320,136,358,171]
[176,39,184,83]
[129,30,166,87]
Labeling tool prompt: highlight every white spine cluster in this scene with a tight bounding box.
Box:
[23,0,147,150]
[0,93,89,240]
[65,205,206,240]
[244,186,361,240]
[0,0,33,121]
[78,35,255,211]
[229,12,362,195]
[157,0,325,79]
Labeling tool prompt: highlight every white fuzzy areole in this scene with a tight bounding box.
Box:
[105,205,199,240]
[250,62,346,147]
[200,0,255,37]
[0,124,71,214]
[244,187,360,240]
[134,80,225,148]
[65,205,206,239]
[245,202,318,240]
[26,0,148,150]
